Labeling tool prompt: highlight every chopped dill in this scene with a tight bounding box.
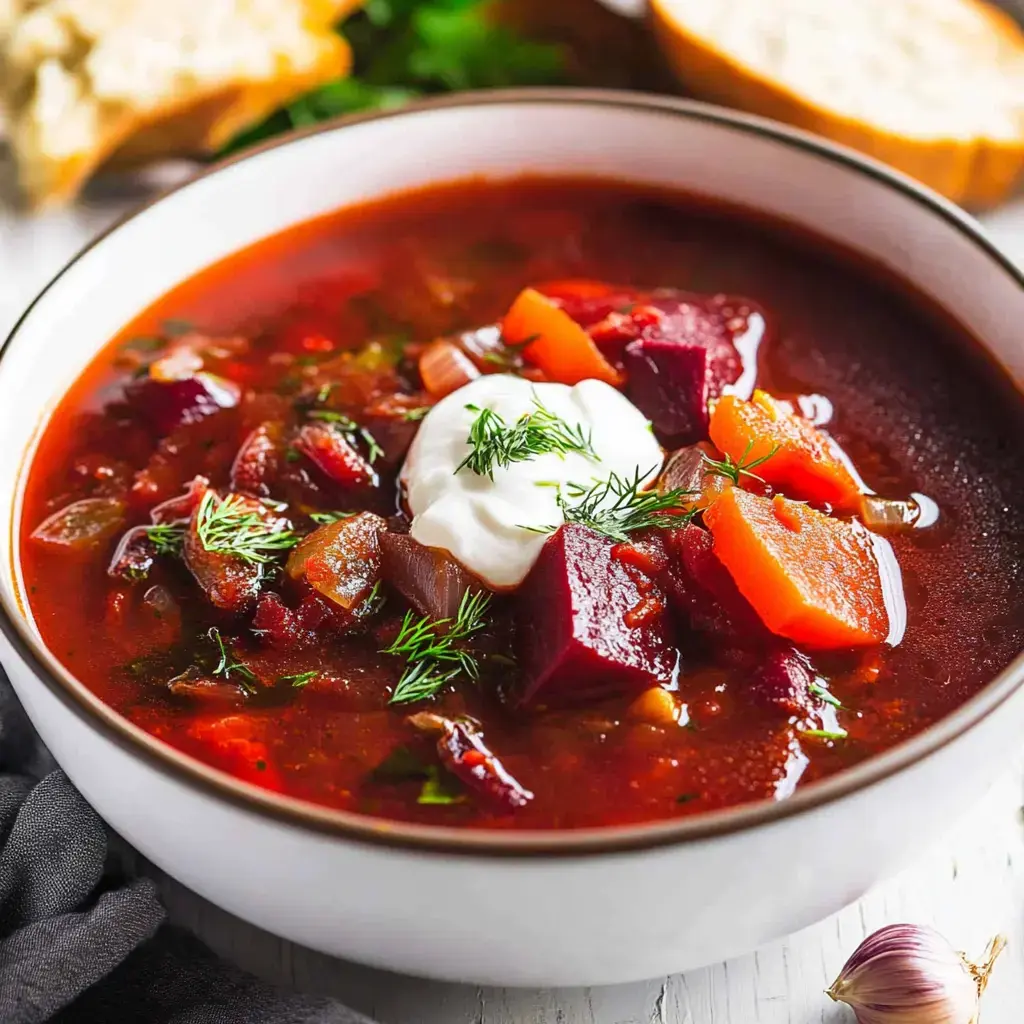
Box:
[384,589,491,704]
[307,410,385,464]
[195,492,299,565]
[702,441,780,486]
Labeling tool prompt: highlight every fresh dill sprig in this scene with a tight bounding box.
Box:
[309,510,356,525]
[526,467,694,543]
[702,441,780,486]
[401,406,431,422]
[208,627,258,696]
[455,394,597,480]
[360,579,386,618]
[384,589,492,705]
[196,492,299,565]
[809,681,843,709]
[800,727,848,741]
[278,669,319,688]
[307,410,385,464]
[145,522,185,557]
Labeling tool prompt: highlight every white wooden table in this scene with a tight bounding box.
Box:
[2,152,1023,1024]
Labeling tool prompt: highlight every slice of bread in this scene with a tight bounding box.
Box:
[650,0,1024,208]
[1,0,361,208]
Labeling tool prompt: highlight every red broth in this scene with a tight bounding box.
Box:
[20,178,1024,829]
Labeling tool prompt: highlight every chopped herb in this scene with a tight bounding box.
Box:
[145,522,185,557]
[255,759,267,771]
[703,441,780,486]
[309,510,356,525]
[315,382,335,404]
[417,766,465,805]
[359,579,386,618]
[402,406,431,422]
[219,1,565,157]
[307,410,385,464]
[371,745,429,782]
[208,627,258,696]
[384,589,491,704]
[526,467,695,543]
[480,332,540,371]
[676,792,700,805]
[809,681,843,709]
[284,447,302,463]
[278,669,319,688]
[456,394,597,480]
[800,727,848,741]
[162,318,194,337]
[195,491,299,565]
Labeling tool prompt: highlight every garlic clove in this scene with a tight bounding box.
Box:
[827,923,1005,1024]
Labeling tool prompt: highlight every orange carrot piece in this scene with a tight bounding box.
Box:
[502,287,622,386]
[704,487,888,648]
[709,390,861,510]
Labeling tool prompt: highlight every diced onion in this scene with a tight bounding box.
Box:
[418,339,480,399]
[860,494,920,534]
[379,532,484,621]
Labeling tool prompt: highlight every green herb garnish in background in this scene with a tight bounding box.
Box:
[456,395,597,479]
[384,588,492,704]
[309,510,357,525]
[702,441,780,486]
[221,0,566,156]
[195,492,300,564]
[278,669,320,688]
[526,467,694,543]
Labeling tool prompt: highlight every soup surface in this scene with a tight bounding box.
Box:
[20,178,1024,829]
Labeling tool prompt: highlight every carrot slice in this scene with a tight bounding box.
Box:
[502,287,622,386]
[704,487,888,648]
[709,390,861,510]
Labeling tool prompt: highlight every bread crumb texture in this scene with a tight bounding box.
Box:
[1,0,360,207]
[651,0,1024,207]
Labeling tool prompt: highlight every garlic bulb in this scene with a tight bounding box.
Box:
[828,924,1005,1024]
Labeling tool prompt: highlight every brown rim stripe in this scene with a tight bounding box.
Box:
[3,88,1023,858]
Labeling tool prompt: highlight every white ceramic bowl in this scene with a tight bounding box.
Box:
[1,91,1022,987]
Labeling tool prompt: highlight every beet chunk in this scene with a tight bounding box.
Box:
[661,523,769,648]
[624,294,757,447]
[750,649,815,718]
[515,524,677,707]
[127,372,240,435]
[293,422,377,488]
[230,422,283,497]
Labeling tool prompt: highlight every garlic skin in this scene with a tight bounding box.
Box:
[828,924,1006,1024]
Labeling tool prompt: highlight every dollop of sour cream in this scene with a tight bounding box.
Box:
[401,374,664,589]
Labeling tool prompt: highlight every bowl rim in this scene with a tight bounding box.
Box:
[3,87,1022,858]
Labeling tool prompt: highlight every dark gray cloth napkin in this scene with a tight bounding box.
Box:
[0,673,377,1024]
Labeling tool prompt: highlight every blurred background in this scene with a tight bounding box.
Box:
[0,0,1021,213]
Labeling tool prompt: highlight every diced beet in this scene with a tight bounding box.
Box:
[750,649,815,718]
[108,526,156,580]
[661,523,769,648]
[127,372,240,435]
[515,524,677,707]
[380,532,483,621]
[624,294,755,446]
[230,422,283,496]
[293,422,377,488]
[408,712,533,810]
[252,592,308,648]
[285,511,385,610]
